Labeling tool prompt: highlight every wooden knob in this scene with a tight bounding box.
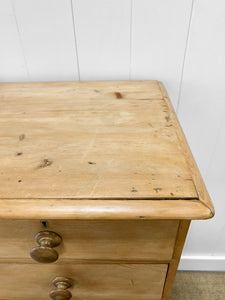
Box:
[50,277,73,300]
[30,231,62,263]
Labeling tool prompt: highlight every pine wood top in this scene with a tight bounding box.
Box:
[0,81,214,219]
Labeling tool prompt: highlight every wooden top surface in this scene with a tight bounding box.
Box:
[0,81,214,219]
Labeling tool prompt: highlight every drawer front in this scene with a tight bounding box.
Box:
[0,263,167,299]
[0,220,178,261]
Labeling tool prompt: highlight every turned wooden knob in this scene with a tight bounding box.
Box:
[50,277,73,300]
[30,231,62,263]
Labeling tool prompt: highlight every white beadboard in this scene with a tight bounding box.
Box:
[0,0,28,81]
[197,112,225,256]
[177,0,225,177]
[11,0,79,81]
[131,0,193,107]
[178,0,225,266]
[72,0,131,80]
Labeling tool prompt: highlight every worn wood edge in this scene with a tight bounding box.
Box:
[0,80,159,86]
[0,298,162,300]
[0,199,212,220]
[0,258,171,265]
[0,197,197,200]
[162,220,191,300]
[0,80,163,99]
[158,82,215,219]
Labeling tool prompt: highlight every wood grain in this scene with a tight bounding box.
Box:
[0,263,167,299]
[162,220,190,300]
[0,81,213,220]
[0,199,212,220]
[159,82,214,217]
[0,81,196,199]
[0,220,178,262]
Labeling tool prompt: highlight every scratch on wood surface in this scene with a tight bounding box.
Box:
[76,159,113,196]
[81,129,98,162]
[119,264,134,270]
[89,159,113,196]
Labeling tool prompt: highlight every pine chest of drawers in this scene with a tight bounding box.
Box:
[0,81,214,300]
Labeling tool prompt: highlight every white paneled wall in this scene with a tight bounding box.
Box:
[9,0,79,81]
[1,0,225,271]
[73,0,131,80]
[177,0,225,271]
[131,0,193,107]
[0,0,28,81]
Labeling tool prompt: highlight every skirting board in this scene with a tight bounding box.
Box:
[178,256,225,272]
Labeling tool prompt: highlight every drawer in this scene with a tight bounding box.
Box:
[0,263,167,300]
[0,220,178,261]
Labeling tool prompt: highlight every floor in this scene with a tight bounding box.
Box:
[171,272,225,300]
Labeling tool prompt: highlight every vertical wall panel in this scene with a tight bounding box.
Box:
[205,115,225,255]
[11,0,79,81]
[178,0,225,260]
[178,0,225,177]
[72,0,131,80]
[131,0,193,107]
[0,1,28,81]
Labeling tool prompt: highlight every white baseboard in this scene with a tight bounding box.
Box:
[178,255,225,272]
